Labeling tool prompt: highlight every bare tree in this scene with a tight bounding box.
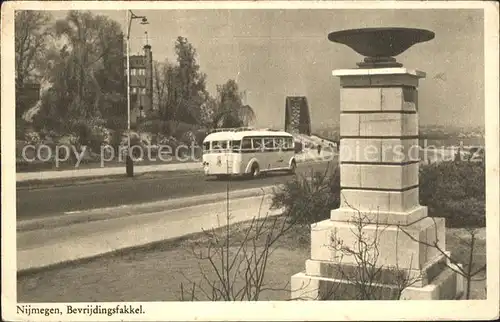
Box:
[398,219,486,299]
[328,201,421,300]
[179,182,304,301]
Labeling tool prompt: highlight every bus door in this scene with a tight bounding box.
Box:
[212,140,230,172]
[263,137,275,169]
[275,137,286,168]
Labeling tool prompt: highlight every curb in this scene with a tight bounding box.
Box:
[16,162,202,182]
[16,164,202,185]
[17,184,285,232]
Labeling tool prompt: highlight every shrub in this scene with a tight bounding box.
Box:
[194,129,208,146]
[271,163,340,227]
[419,161,485,228]
[271,160,484,229]
[137,119,168,135]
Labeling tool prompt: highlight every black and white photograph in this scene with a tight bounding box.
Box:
[2,1,499,321]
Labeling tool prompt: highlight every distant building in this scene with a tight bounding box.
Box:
[125,44,153,125]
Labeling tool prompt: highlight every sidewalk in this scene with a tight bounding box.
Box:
[17,192,282,273]
[16,151,337,183]
[16,162,202,182]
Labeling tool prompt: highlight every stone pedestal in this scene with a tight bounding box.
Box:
[291,68,464,300]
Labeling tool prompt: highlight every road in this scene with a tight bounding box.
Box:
[17,161,334,220]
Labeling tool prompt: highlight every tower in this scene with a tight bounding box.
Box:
[285,96,311,135]
[126,44,154,125]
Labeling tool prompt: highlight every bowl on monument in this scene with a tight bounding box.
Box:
[328,28,435,68]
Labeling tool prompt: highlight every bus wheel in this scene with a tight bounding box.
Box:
[289,160,297,174]
[251,163,260,178]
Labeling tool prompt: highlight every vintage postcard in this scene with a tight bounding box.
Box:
[2,0,499,321]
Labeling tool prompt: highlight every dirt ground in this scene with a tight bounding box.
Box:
[17,217,486,302]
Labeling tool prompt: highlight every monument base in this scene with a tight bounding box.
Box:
[291,264,464,300]
[291,216,464,300]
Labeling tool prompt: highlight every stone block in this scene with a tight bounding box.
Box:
[400,267,459,300]
[339,74,421,88]
[291,273,401,300]
[381,87,414,112]
[358,113,418,137]
[402,87,418,111]
[330,204,427,226]
[340,188,391,212]
[306,254,449,288]
[339,138,382,162]
[390,187,420,212]
[450,263,466,299]
[310,220,338,262]
[339,113,360,136]
[340,163,361,187]
[381,88,402,111]
[334,68,425,88]
[424,217,446,262]
[340,88,382,112]
[403,162,419,188]
[292,267,460,300]
[404,111,419,135]
[290,272,320,300]
[340,163,419,190]
[340,138,420,163]
[381,138,420,163]
[339,188,420,213]
[309,217,446,270]
[305,259,418,286]
[421,254,449,287]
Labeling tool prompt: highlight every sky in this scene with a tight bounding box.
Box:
[48,9,484,130]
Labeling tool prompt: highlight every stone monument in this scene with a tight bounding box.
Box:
[291,28,464,300]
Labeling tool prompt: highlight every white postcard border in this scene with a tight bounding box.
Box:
[2,1,499,321]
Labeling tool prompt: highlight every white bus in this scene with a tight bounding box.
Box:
[202,129,297,179]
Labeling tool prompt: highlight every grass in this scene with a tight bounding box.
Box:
[17,215,486,302]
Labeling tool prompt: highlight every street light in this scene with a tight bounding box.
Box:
[125,10,149,177]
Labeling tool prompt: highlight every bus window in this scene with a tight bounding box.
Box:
[285,138,294,149]
[252,138,263,150]
[241,138,252,151]
[231,140,241,152]
[275,137,284,150]
[212,141,228,151]
[263,138,274,150]
[203,142,210,152]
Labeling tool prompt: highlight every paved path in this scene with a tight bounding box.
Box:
[16,160,336,219]
[16,162,201,182]
[17,194,281,272]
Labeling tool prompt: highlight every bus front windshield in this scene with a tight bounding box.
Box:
[230,141,241,152]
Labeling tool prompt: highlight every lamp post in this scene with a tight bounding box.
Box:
[125,10,149,177]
